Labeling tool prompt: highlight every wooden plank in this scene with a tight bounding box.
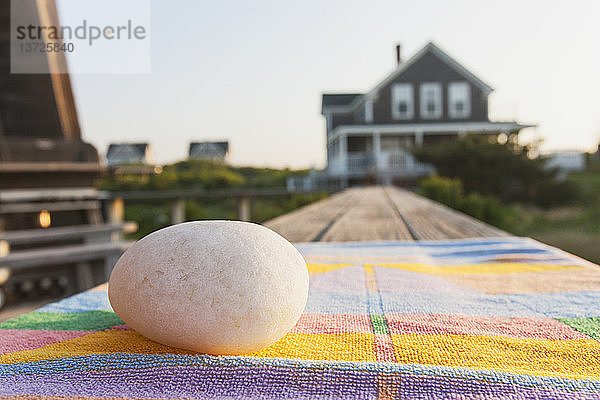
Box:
[0,163,104,173]
[264,186,508,242]
[383,186,508,239]
[0,242,131,270]
[321,187,414,242]
[99,187,319,201]
[0,222,137,246]
[0,188,99,202]
[264,188,363,242]
[0,200,100,214]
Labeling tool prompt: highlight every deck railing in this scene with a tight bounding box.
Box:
[329,151,434,177]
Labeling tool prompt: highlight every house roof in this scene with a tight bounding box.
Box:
[189,141,229,158]
[106,143,152,166]
[322,42,494,114]
[369,42,494,98]
[322,94,363,110]
[106,143,149,158]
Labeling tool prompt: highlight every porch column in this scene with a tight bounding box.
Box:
[339,133,348,188]
[339,133,347,172]
[415,131,424,148]
[373,131,381,171]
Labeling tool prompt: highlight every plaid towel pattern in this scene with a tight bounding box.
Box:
[2,237,600,399]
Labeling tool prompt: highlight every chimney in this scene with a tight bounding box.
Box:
[395,44,402,65]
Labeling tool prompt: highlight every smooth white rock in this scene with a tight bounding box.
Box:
[108,220,309,355]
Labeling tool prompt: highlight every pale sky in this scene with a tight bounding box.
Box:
[62,0,600,168]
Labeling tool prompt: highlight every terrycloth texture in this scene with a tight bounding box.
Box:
[2,237,600,399]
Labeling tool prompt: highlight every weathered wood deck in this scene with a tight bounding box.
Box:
[264,186,507,242]
[0,186,506,321]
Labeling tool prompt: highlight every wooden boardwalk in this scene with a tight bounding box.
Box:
[264,186,507,242]
[0,186,505,321]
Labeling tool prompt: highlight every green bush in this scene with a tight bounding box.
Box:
[419,175,463,209]
[460,192,487,220]
[414,136,580,208]
[418,175,519,231]
[101,160,328,238]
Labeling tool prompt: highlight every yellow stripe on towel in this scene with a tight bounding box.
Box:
[0,329,376,364]
[368,263,585,275]
[391,334,600,380]
[307,263,354,275]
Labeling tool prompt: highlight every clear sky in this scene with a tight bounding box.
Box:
[62,0,600,168]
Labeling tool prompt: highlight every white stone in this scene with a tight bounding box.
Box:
[108,220,309,355]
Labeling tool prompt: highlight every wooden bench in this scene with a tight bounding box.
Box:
[0,240,131,290]
[0,222,137,246]
[0,221,136,309]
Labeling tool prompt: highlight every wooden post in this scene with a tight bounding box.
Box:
[171,198,186,225]
[75,262,94,292]
[0,240,9,258]
[106,197,125,241]
[106,197,124,223]
[0,240,9,286]
[238,197,250,222]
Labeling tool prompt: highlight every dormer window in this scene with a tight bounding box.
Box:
[420,83,442,119]
[391,83,414,120]
[448,82,471,118]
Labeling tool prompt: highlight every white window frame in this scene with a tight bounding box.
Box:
[391,83,414,120]
[419,82,442,119]
[448,82,471,119]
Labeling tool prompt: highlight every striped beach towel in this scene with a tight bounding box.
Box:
[2,237,600,399]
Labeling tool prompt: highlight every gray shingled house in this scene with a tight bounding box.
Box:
[322,42,534,186]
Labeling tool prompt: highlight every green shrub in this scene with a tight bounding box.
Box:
[418,175,519,231]
[419,175,463,209]
[101,160,328,237]
[534,179,581,208]
[414,136,580,208]
[460,192,486,220]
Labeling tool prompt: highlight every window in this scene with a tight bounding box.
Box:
[448,82,471,118]
[419,83,442,119]
[391,83,413,120]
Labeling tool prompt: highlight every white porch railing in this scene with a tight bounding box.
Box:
[328,150,433,177]
[379,151,433,175]
[347,153,376,174]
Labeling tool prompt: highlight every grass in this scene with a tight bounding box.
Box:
[527,231,600,265]
[512,171,600,264]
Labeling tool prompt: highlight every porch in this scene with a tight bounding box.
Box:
[327,132,434,182]
[326,121,532,184]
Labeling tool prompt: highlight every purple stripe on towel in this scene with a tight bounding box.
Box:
[1,364,598,399]
[0,365,379,399]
